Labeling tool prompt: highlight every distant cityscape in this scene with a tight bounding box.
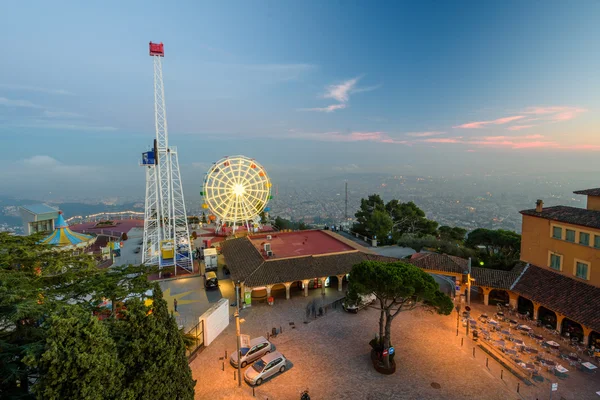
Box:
[1,172,594,235]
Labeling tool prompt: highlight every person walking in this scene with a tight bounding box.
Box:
[174,298,178,313]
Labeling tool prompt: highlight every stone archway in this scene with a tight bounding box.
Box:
[538,306,557,329]
[488,289,509,306]
[589,330,600,349]
[517,296,534,317]
[270,283,287,300]
[561,318,584,342]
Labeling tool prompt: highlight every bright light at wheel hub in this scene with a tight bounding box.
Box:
[233,183,246,196]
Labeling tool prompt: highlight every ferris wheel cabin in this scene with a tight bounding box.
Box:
[149,42,164,57]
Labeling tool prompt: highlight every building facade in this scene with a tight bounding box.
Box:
[520,191,600,286]
[19,204,59,235]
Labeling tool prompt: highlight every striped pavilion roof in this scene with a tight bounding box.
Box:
[41,212,95,248]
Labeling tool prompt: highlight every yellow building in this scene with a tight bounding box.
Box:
[516,188,600,347]
[520,189,600,287]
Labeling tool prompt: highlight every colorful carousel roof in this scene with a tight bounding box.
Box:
[41,211,96,249]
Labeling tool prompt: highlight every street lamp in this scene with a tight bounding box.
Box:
[235,280,242,387]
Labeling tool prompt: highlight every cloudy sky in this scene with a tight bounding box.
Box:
[1,1,599,199]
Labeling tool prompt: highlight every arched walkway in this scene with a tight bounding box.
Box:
[538,306,557,329]
[561,318,584,342]
[589,331,600,349]
[270,283,287,300]
[488,289,509,306]
[517,296,534,317]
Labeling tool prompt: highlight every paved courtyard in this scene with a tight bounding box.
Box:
[191,298,561,400]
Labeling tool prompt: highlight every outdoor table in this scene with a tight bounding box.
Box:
[504,349,517,355]
[489,319,498,326]
[545,340,560,349]
[481,313,488,319]
[513,339,524,345]
[532,333,544,340]
[501,329,511,335]
[555,364,569,374]
[495,340,506,347]
[541,359,556,366]
[518,325,532,331]
[581,362,597,372]
[526,348,539,354]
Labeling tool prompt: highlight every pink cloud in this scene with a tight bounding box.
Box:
[289,130,409,144]
[507,125,535,131]
[511,141,559,149]
[454,115,525,129]
[406,131,445,137]
[300,104,347,113]
[522,106,587,122]
[480,134,544,141]
[521,134,544,139]
[423,137,462,143]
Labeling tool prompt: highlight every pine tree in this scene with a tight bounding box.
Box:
[113,284,195,400]
[0,232,98,398]
[25,305,123,400]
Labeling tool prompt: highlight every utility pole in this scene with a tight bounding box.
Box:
[344,181,348,221]
[467,257,472,307]
[235,281,242,386]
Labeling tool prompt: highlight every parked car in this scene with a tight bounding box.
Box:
[244,351,287,386]
[343,293,376,313]
[230,336,273,368]
[134,247,141,254]
[204,271,219,289]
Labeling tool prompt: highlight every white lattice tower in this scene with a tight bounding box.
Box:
[142,42,193,273]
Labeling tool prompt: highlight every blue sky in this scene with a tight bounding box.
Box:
[1,1,599,198]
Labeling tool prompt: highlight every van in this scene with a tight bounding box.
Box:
[205,271,218,289]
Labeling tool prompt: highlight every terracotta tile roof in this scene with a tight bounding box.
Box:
[573,188,600,196]
[471,263,526,290]
[520,206,600,230]
[512,264,600,332]
[220,237,264,282]
[244,256,316,287]
[409,253,468,274]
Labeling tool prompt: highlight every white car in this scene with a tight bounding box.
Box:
[230,336,273,368]
[244,351,287,386]
[343,293,376,313]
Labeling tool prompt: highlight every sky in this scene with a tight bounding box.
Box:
[1,1,599,199]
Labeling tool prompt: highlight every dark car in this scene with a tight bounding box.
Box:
[205,271,218,289]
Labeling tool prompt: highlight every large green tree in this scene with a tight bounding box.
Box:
[0,232,98,398]
[112,285,195,400]
[354,195,437,244]
[349,261,453,369]
[465,228,521,269]
[25,305,123,400]
[386,200,438,237]
[438,225,467,243]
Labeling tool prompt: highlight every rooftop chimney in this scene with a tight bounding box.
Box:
[535,199,544,213]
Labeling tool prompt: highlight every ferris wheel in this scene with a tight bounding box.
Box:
[201,155,272,232]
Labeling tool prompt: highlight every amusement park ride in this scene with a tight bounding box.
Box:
[140,42,193,272]
[201,155,272,233]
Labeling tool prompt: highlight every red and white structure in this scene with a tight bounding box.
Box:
[141,42,193,273]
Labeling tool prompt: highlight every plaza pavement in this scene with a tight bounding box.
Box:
[191,299,536,400]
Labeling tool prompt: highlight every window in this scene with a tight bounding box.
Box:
[565,229,576,242]
[579,232,590,246]
[552,226,562,239]
[550,254,561,271]
[595,235,600,249]
[575,262,589,280]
